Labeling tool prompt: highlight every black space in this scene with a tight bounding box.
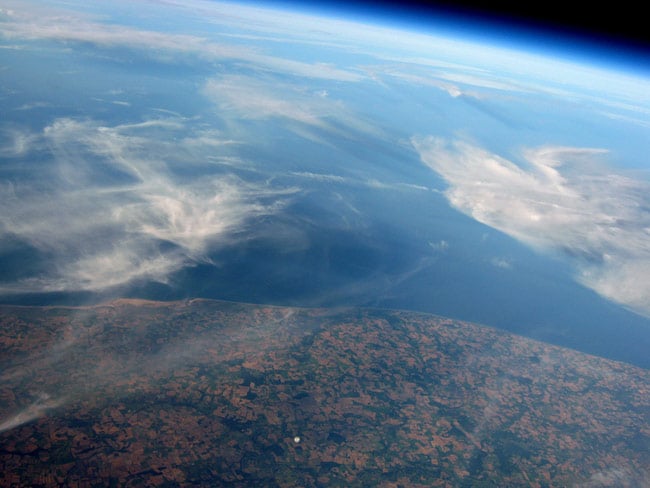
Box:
[298,0,650,67]
[368,0,649,46]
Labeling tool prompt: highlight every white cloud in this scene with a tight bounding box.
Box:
[0,126,40,157]
[15,101,52,110]
[0,393,65,434]
[287,170,433,193]
[203,76,330,128]
[290,171,347,183]
[429,240,449,252]
[202,75,379,142]
[373,65,521,98]
[0,116,291,294]
[363,179,433,192]
[412,136,650,316]
[578,468,650,487]
[433,71,530,93]
[0,2,362,82]
[59,244,186,292]
[490,257,513,270]
[121,178,287,255]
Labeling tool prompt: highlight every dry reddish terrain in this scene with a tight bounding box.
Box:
[0,300,648,486]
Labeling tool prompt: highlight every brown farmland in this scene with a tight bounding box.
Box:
[0,299,648,487]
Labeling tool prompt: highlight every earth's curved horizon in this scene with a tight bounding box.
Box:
[1,0,650,485]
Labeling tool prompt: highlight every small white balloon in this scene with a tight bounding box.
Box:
[293,436,301,443]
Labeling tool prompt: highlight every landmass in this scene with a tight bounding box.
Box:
[0,299,648,486]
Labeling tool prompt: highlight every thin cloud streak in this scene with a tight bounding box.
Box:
[203,76,331,128]
[0,126,40,157]
[202,74,381,143]
[0,394,66,434]
[288,170,433,192]
[0,3,362,82]
[0,301,304,433]
[412,136,650,316]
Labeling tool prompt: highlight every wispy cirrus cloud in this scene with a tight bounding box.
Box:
[0,393,66,434]
[0,126,40,157]
[412,136,650,316]
[368,64,523,99]
[287,170,433,193]
[202,74,379,141]
[578,467,650,488]
[0,1,362,82]
[203,76,331,128]
[490,257,513,270]
[0,116,292,294]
